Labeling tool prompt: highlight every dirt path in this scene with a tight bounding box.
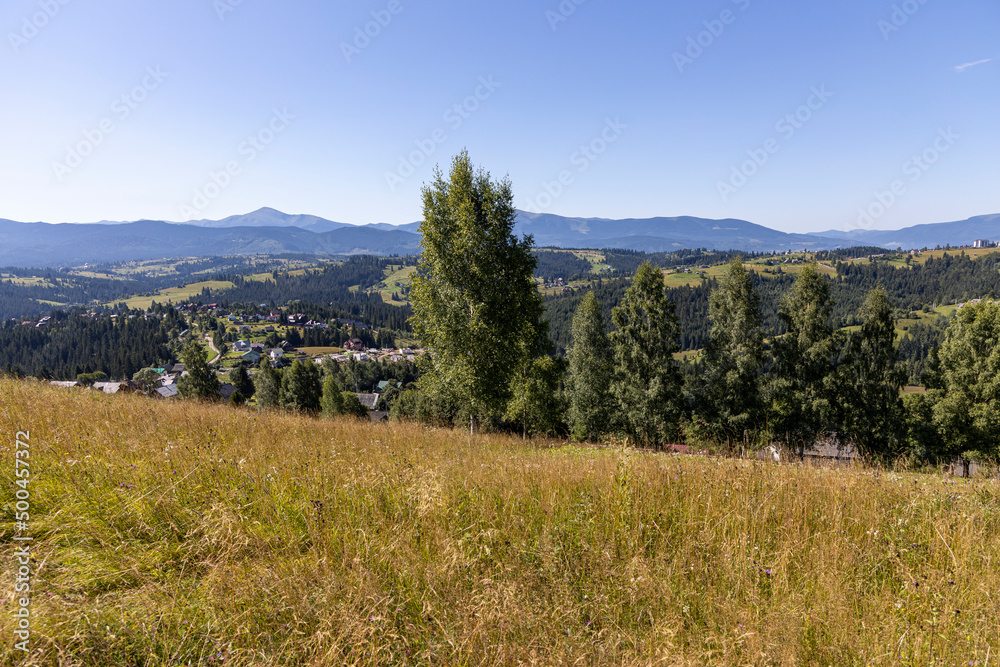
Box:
[205,334,222,365]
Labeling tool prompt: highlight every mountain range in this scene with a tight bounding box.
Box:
[1,207,998,267]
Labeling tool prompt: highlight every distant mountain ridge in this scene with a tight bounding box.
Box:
[811,213,1000,249]
[0,215,421,267]
[514,212,843,252]
[1,207,998,267]
[183,207,353,233]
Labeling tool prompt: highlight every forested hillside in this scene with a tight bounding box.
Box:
[0,256,330,320]
[544,251,1000,383]
[208,256,415,331]
[0,309,182,380]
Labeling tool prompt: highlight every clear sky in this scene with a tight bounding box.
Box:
[1,0,996,233]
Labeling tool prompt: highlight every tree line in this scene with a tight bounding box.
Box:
[543,251,1000,383]
[172,337,418,419]
[392,152,999,467]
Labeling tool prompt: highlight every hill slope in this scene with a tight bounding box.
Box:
[1,378,997,665]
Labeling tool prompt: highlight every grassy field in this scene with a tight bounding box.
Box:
[1,379,998,665]
[0,275,57,288]
[72,257,328,281]
[571,250,612,274]
[887,247,1000,267]
[376,265,417,306]
[111,280,235,310]
[298,346,344,357]
[660,260,836,289]
[246,268,312,283]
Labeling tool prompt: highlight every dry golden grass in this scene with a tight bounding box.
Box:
[1,378,998,666]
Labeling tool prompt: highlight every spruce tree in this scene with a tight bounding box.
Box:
[281,359,322,413]
[253,358,281,409]
[699,259,765,447]
[838,287,906,459]
[609,262,684,446]
[770,264,842,453]
[566,291,613,441]
[228,364,255,400]
[321,373,345,417]
[177,339,220,400]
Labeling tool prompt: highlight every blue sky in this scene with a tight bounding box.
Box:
[1,0,996,233]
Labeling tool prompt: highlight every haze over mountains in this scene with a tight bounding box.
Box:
[813,214,1000,250]
[1,207,998,267]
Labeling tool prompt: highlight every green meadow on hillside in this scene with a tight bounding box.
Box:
[1,378,998,666]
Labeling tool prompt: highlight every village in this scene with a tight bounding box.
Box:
[40,300,423,419]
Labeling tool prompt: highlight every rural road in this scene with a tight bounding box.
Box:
[205,334,222,365]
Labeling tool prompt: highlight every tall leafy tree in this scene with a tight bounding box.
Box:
[341,391,370,419]
[132,367,162,395]
[610,262,684,446]
[505,355,567,438]
[566,291,614,441]
[281,359,322,413]
[698,258,765,447]
[902,391,947,462]
[770,264,842,453]
[838,287,906,459]
[410,150,544,432]
[931,301,1000,462]
[253,358,281,409]
[177,339,220,400]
